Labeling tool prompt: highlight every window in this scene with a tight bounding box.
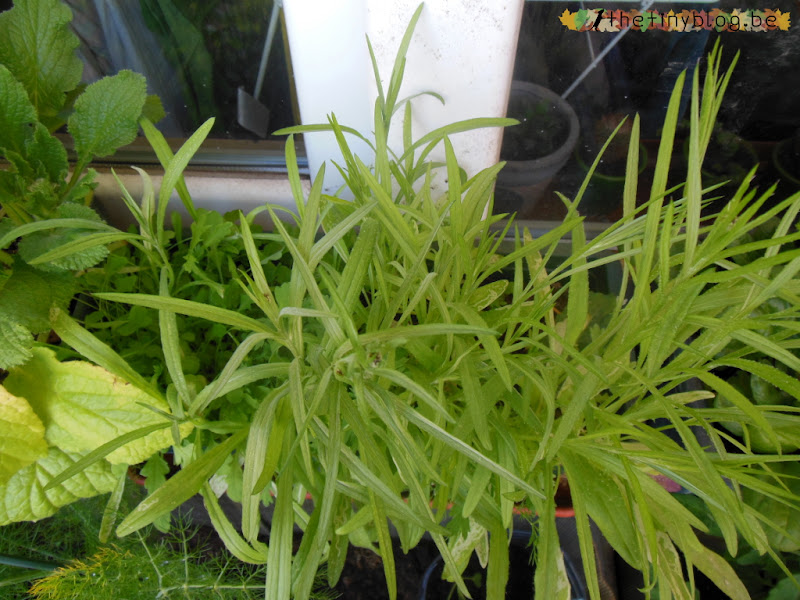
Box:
[6,0,795,223]
[497,0,800,222]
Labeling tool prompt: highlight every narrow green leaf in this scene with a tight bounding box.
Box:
[44,422,171,491]
[0,219,118,251]
[241,391,282,542]
[116,428,248,537]
[156,117,214,242]
[201,483,268,564]
[265,460,294,600]
[99,468,127,543]
[51,308,163,401]
[389,400,543,499]
[370,489,397,600]
[139,117,196,219]
[93,292,277,334]
[189,332,276,416]
[157,267,189,415]
[292,395,341,600]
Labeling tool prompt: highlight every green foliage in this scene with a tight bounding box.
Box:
[0,0,82,129]
[0,494,338,600]
[2,3,800,600]
[0,447,118,525]
[0,258,74,368]
[0,386,47,485]
[25,16,796,600]
[69,70,148,164]
[0,0,159,369]
[676,490,800,599]
[4,347,193,465]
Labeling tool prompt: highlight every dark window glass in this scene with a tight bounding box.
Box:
[65,0,295,155]
[497,0,800,221]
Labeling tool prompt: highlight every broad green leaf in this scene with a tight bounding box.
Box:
[68,70,147,163]
[18,203,113,271]
[766,575,800,600]
[0,0,82,123]
[0,386,47,484]
[0,446,116,526]
[26,122,68,183]
[0,256,74,368]
[0,65,37,155]
[0,320,34,370]
[0,257,74,333]
[4,347,191,464]
[117,429,248,537]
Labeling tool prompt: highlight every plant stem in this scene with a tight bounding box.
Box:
[0,554,61,571]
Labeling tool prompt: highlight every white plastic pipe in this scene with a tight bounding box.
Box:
[283,0,524,196]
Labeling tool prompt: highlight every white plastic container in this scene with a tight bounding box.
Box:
[282,0,524,196]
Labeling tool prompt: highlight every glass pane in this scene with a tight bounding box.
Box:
[496,0,800,221]
[65,0,296,146]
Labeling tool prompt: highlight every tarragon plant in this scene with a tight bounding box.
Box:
[2,4,800,600]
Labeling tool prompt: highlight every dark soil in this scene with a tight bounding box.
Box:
[334,539,439,600]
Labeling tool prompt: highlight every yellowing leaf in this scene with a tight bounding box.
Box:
[0,386,47,484]
[775,10,791,30]
[5,347,192,464]
[0,446,116,525]
[559,9,579,30]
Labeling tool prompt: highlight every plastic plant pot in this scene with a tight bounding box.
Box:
[496,81,580,217]
[574,143,648,217]
[418,530,589,600]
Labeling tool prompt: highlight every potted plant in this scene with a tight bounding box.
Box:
[3,5,800,600]
[496,80,580,216]
[574,112,648,216]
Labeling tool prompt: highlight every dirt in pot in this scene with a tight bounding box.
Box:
[333,539,439,600]
[420,549,535,600]
[502,97,570,161]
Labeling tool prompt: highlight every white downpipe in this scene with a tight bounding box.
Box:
[283,0,524,196]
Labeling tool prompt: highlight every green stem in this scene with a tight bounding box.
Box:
[63,159,90,199]
[0,554,61,572]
